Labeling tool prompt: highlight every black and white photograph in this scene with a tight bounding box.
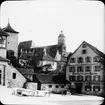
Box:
[0,0,104,105]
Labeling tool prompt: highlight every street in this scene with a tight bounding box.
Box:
[0,86,104,105]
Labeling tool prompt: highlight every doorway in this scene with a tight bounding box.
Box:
[75,83,83,94]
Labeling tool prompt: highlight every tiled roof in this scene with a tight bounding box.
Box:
[33,45,58,61]
[35,74,70,84]
[36,74,57,84]
[3,22,19,33]
[0,28,9,36]
[16,68,35,74]
[18,40,33,50]
[19,51,33,60]
[85,41,105,58]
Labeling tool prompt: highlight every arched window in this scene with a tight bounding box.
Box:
[77,75,83,81]
[69,66,75,72]
[85,56,91,63]
[70,58,76,63]
[78,57,83,63]
[77,66,83,72]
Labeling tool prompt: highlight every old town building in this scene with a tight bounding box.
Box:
[0,25,26,88]
[66,41,105,96]
[18,31,68,72]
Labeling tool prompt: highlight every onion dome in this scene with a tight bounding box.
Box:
[3,21,19,34]
[58,30,65,38]
[0,28,9,36]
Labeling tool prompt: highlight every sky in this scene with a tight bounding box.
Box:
[0,0,104,53]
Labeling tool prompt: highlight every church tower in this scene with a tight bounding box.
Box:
[3,20,19,57]
[58,30,66,54]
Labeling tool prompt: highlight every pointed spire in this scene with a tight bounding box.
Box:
[3,18,19,34]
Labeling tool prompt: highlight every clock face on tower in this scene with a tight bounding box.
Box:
[0,36,6,48]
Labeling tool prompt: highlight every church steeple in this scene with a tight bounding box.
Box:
[58,30,65,45]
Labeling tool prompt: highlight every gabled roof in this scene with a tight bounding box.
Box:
[0,28,9,36]
[35,74,70,84]
[16,68,35,74]
[0,56,10,62]
[3,22,19,34]
[70,41,105,59]
[36,74,56,84]
[18,40,34,50]
[33,45,58,60]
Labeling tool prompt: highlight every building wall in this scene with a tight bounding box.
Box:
[0,49,6,58]
[66,43,104,96]
[6,32,18,57]
[0,61,26,88]
[41,84,69,92]
[5,65,26,88]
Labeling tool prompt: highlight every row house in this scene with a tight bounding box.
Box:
[66,41,105,96]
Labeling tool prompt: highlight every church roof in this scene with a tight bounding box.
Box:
[18,40,34,50]
[0,28,9,36]
[33,45,58,61]
[3,22,19,34]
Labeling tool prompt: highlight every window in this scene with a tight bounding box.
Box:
[93,75,101,81]
[85,85,91,91]
[82,50,87,54]
[77,75,83,81]
[93,86,100,92]
[85,75,91,81]
[82,44,87,48]
[0,36,6,48]
[94,66,100,71]
[85,56,91,63]
[85,66,91,72]
[70,58,76,63]
[49,85,52,88]
[61,85,64,88]
[56,85,59,88]
[12,73,16,79]
[77,66,83,72]
[69,66,75,72]
[78,57,83,63]
[93,56,100,62]
[69,75,75,81]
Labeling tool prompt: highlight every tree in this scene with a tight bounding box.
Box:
[7,50,21,68]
